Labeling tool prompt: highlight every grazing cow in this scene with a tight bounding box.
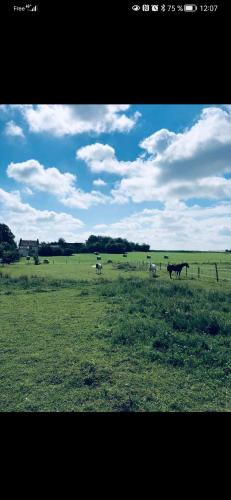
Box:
[149,262,157,276]
[167,262,189,279]
[97,256,101,260]
[123,253,127,257]
[96,262,102,274]
[164,256,168,259]
[43,259,49,264]
[147,255,151,259]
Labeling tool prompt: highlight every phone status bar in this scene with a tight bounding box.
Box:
[130,4,221,13]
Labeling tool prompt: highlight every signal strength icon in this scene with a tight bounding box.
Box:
[26,4,38,11]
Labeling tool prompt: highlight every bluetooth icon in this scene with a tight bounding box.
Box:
[161,4,166,11]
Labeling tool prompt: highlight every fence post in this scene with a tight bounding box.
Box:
[215,263,219,282]
[198,266,200,279]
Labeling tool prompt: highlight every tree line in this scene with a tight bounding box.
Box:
[83,235,150,253]
[0,224,150,262]
[38,238,79,256]
[39,235,150,256]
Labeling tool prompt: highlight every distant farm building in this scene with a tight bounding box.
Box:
[18,239,39,257]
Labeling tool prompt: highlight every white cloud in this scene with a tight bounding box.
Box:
[111,175,231,205]
[91,201,231,251]
[7,159,76,196]
[76,142,146,176]
[1,186,230,249]
[107,105,130,112]
[60,189,110,209]
[93,178,107,186]
[9,105,230,213]
[77,143,115,163]
[0,188,85,242]
[149,106,231,183]
[140,128,178,155]
[7,105,140,137]
[5,120,25,138]
[76,106,231,205]
[7,159,110,209]
[111,175,157,203]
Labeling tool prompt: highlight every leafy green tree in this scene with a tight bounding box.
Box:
[84,234,150,253]
[58,238,66,247]
[1,250,19,264]
[0,224,19,262]
[87,235,99,245]
[0,224,17,247]
[39,244,53,256]
[139,243,150,251]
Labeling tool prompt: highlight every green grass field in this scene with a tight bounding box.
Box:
[0,251,231,411]
[3,251,231,285]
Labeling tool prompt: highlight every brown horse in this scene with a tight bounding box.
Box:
[167,263,189,279]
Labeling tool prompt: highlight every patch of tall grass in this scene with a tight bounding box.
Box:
[0,273,91,292]
[99,277,231,373]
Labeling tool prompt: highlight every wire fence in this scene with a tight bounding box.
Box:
[158,262,231,283]
[110,260,231,284]
[129,260,231,284]
[111,259,229,284]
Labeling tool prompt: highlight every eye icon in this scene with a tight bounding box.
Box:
[132,5,140,10]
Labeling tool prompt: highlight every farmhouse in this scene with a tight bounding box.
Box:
[18,239,39,257]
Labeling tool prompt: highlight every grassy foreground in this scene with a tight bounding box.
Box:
[0,254,231,411]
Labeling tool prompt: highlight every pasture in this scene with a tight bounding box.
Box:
[0,251,231,411]
[2,251,231,286]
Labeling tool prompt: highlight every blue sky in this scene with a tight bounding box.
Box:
[1,104,231,250]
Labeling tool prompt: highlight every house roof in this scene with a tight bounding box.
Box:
[19,240,39,246]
